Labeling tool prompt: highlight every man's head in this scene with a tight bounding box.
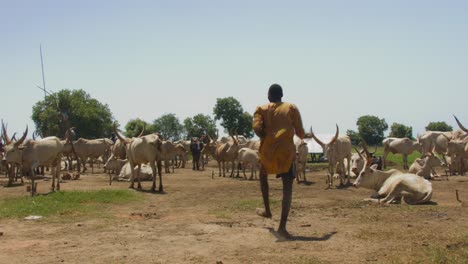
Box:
[268,84,283,102]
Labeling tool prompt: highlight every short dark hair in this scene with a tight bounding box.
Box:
[268,84,283,100]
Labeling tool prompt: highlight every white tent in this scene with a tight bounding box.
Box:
[294,134,335,154]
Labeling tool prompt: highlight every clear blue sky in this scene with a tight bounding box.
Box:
[1,0,467,138]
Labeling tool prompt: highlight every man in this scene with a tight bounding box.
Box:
[253,84,309,239]
[190,137,204,170]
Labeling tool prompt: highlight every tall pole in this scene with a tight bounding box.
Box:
[40,44,46,99]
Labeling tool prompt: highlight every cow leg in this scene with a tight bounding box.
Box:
[383,150,389,169]
[328,164,334,188]
[403,154,408,170]
[303,162,307,182]
[129,162,136,189]
[136,164,142,189]
[257,166,272,218]
[217,161,221,177]
[30,164,37,196]
[150,161,157,192]
[222,161,226,177]
[157,160,163,192]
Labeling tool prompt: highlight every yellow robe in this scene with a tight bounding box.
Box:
[253,102,305,174]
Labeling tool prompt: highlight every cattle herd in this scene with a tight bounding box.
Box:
[1,115,467,206]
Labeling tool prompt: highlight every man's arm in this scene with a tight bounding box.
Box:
[253,107,265,138]
[292,105,305,139]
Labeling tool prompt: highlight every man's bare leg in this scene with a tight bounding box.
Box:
[257,166,272,218]
[278,175,293,239]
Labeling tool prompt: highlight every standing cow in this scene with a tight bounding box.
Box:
[2,125,63,196]
[310,125,352,188]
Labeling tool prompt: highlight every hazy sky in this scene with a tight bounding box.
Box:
[1,0,467,138]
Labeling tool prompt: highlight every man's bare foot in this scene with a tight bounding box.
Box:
[256,208,272,218]
[277,228,293,240]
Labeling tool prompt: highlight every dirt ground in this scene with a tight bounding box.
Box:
[0,162,467,264]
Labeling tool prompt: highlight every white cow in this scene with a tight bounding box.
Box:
[353,160,433,205]
[310,125,352,188]
[408,151,445,179]
[295,139,308,183]
[382,137,419,170]
[237,148,260,180]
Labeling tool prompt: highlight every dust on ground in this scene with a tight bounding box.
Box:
[0,163,467,263]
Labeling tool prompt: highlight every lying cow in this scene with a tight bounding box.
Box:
[117,162,153,182]
[408,152,445,180]
[353,160,433,205]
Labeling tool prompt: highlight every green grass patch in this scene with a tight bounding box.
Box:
[424,235,468,264]
[0,189,142,219]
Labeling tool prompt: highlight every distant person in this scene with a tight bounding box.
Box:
[253,83,310,239]
[190,137,204,170]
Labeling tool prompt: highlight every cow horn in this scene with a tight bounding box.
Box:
[2,120,10,144]
[453,114,467,133]
[354,147,364,160]
[14,126,28,146]
[138,124,145,138]
[359,138,373,157]
[113,123,128,145]
[11,132,17,141]
[32,131,36,140]
[309,126,325,147]
[328,124,339,145]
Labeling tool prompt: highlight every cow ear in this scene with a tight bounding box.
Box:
[18,145,26,150]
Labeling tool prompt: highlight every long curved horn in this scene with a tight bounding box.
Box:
[354,147,364,160]
[359,138,372,157]
[113,123,128,145]
[328,124,339,145]
[2,120,10,144]
[32,131,36,140]
[14,126,28,146]
[309,126,325,147]
[137,123,145,138]
[454,115,467,132]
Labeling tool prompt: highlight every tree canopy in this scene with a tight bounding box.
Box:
[425,121,453,132]
[152,113,184,140]
[356,115,388,145]
[213,97,253,138]
[124,118,151,137]
[183,114,217,139]
[31,89,114,139]
[389,122,413,139]
[346,129,360,145]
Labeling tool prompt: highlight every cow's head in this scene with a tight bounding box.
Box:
[350,147,366,176]
[310,125,339,161]
[2,124,28,164]
[353,154,379,188]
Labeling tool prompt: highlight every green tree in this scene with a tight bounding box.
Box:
[31,89,114,139]
[389,123,413,139]
[346,129,360,145]
[425,121,453,132]
[183,114,217,139]
[213,97,254,138]
[152,113,183,140]
[356,115,388,145]
[124,118,151,137]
